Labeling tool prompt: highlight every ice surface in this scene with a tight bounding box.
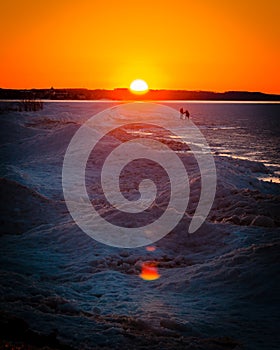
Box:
[0,101,279,349]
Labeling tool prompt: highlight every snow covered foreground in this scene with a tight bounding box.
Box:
[0,102,279,350]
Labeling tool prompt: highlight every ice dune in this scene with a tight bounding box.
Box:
[0,102,279,349]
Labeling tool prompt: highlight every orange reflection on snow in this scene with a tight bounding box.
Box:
[146,246,156,252]
[139,261,160,281]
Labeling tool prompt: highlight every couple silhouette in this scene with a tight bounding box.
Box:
[179,108,190,119]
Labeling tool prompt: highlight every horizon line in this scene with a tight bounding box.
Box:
[0,87,280,95]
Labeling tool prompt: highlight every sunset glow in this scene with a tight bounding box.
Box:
[0,1,279,93]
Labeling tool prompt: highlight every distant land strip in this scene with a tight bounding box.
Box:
[0,88,279,101]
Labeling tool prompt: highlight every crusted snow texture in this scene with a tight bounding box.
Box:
[0,102,279,350]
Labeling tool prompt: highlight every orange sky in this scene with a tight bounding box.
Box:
[0,0,279,93]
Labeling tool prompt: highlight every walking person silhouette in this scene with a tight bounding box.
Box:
[179,108,190,119]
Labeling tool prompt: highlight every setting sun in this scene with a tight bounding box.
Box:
[130,79,149,94]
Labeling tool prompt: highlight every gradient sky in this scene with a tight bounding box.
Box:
[0,0,279,92]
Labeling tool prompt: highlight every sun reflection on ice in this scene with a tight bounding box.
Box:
[139,261,160,281]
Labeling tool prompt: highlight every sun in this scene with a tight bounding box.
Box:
[129,79,149,94]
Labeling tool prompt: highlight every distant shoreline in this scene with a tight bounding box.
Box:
[1,99,280,104]
[0,88,279,101]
